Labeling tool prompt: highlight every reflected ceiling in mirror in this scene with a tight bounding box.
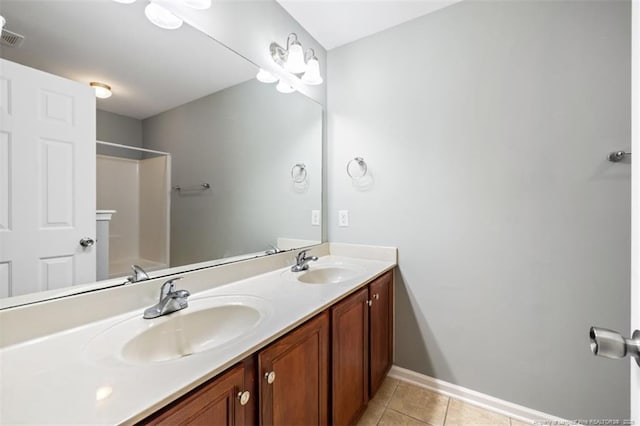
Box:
[0,1,322,309]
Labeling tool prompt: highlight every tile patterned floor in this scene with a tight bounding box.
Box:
[358,377,530,426]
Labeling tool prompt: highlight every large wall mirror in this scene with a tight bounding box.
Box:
[0,1,322,308]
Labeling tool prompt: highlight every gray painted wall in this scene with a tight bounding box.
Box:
[96,109,143,160]
[327,0,631,419]
[143,79,322,266]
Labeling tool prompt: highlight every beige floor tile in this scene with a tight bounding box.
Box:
[387,382,449,426]
[371,377,400,406]
[510,419,533,426]
[379,409,430,426]
[444,399,510,426]
[357,401,386,426]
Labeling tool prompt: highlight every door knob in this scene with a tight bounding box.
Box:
[589,326,640,367]
[79,237,95,247]
[237,391,250,406]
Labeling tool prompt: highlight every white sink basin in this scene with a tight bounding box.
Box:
[85,295,271,365]
[284,263,365,284]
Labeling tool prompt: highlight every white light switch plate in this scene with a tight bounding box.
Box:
[311,210,320,226]
[338,210,349,227]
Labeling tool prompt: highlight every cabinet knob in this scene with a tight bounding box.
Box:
[237,391,251,406]
[373,293,379,300]
[264,371,276,384]
[366,300,372,307]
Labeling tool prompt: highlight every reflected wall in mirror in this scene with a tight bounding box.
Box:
[0,1,322,308]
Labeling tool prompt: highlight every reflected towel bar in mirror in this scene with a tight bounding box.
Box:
[172,183,211,192]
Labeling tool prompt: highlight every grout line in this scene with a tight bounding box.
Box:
[386,407,443,426]
[443,397,451,426]
[384,379,399,408]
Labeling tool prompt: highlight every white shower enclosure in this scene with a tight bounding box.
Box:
[96,141,170,278]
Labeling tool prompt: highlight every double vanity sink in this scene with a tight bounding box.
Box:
[0,244,396,425]
[86,259,366,366]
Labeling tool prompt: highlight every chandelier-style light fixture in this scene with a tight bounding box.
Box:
[256,32,323,94]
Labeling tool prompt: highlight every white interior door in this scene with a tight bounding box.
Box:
[632,0,639,421]
[0,58,96,297]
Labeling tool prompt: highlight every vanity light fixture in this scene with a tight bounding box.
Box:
[283,35,306,73]
[113,0,211,30]
[301,52,323,85]
[256,69,278,84]
[90,82,112,99]
[269,33,324,87]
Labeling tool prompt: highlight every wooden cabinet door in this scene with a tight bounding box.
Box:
[369,271,394,397]
[259,311,329,426]
[140,363,251,426]
[331,287,370,426]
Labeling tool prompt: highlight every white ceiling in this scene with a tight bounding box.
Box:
[0,1,257,120]
[276,0,463,50]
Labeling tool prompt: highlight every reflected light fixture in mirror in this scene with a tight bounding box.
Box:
[90,82,112,99]
[256,69,278,83]
[113,0,212,30]
[145,1,183,30]
[276,78,295,94]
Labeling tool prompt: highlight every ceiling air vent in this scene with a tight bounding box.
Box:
[1,29,24,48]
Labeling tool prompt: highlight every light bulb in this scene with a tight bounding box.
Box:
[145,2,183,30]
[90,82,112,99]
[180,0,211,9]
[285,41,306,74]
[0,15,5,32]
[301,57,323,85]
[256,69,278,84]
[276,79,295,94]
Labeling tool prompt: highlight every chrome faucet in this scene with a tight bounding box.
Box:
[291,249,318,272]
[143,277,190,319]
[265,244,284,255]
[126,264,149,283]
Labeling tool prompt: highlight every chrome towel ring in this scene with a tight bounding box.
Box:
[291,163,307,183]
[347,157,368,178]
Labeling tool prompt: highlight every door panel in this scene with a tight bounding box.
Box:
[370,271,393,396]
[332,287,369,426]
[0,58,96,296]
[142,363,247,426]
[259,312,329,426]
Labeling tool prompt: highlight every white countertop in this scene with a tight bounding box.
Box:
[0,251,395,425]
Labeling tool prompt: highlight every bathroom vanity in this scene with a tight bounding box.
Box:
[141,269,393,426]
[0,243,396,425]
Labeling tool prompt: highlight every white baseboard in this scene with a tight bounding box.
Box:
[388,365,570,425]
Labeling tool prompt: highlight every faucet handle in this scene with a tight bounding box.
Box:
[296,249,308,262]
[160,277,183,299]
